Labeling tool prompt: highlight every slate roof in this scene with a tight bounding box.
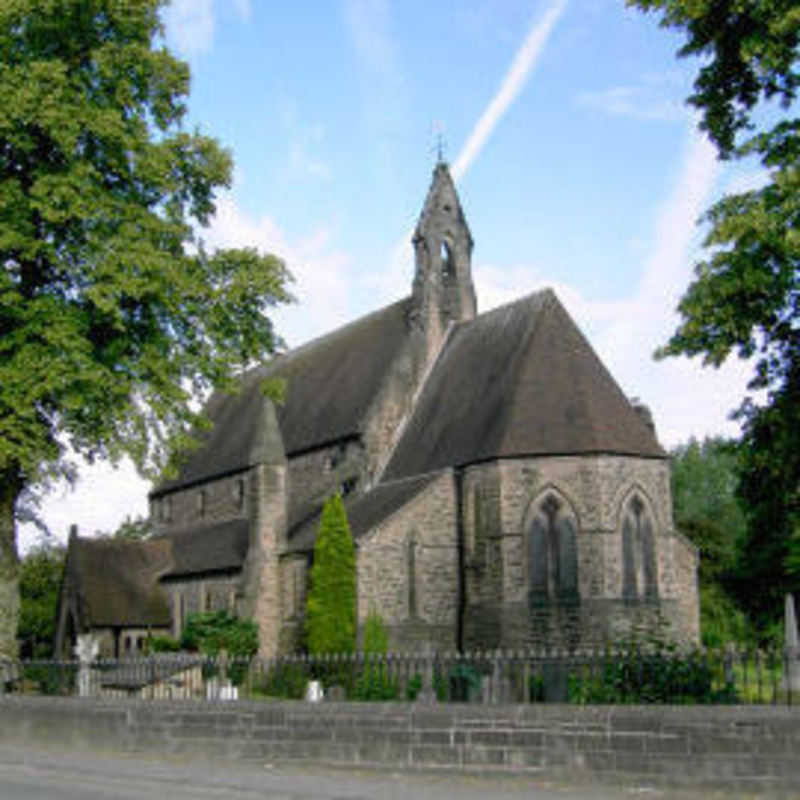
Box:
[287,472,440,554]
[154,297,412,495]
[382,289,665,481]
[159,518,249,579]
[66,536,172,628]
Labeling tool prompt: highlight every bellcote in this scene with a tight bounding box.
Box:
[411,163,476,333]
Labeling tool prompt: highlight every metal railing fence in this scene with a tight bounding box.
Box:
[3,646,798,705]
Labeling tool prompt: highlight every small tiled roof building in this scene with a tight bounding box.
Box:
[55,164,699,659]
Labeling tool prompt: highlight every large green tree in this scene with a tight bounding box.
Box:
[631,1,799,613]
[0,1,292,657]
[670,437,751,645]
[305,494,357,656]
[671,437,746,583]
[17,540,65,659]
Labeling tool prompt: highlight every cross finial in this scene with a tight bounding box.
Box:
[431,120,447,165]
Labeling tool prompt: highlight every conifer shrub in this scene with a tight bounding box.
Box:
[353,610,398,700]
[305,494,357,657]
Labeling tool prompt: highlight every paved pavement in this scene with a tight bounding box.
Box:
[0,745,788,800]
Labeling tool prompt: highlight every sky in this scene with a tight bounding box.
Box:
[19,0,767,552]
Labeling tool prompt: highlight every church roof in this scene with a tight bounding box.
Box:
[382,289,665,481]
[158,518,249,579]
[64,536,172,628]
[154,297,412,495]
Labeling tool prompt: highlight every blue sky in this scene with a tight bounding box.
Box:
[20,0,766,551]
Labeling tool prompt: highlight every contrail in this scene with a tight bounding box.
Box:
[383,0,567,291]
[451,0,568,181]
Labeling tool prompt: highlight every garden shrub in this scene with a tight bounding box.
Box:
[180,610,258,685]
[568,641,738,704]
[352,610,398,700]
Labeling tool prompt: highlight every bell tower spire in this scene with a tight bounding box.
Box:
[411,162,476,351]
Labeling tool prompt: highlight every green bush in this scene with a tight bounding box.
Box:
[700,583,752,648]
[406,673,423,701]
[144,634,180,654]
[352,611,397,700]
[251,662,308,700]
[352,660,399,700]
[180,610,258,658]
[305,494,356,657]
[568,644,738,704]
[180,610,258,686]
[23,662,76,695]
[445,663,482,702]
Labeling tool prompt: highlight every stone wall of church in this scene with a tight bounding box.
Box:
[160,574,240,639]
[286,439,365,523]
[357,470,458,651]
[462,455,699,651]
[149,471,250,534]
[278,554,309,653]
[362,328,435,487]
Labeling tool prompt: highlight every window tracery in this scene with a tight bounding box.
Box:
[621,492,659,602]
[528,492,578,605]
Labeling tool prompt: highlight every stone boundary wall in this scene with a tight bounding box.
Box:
[1,698,799,792]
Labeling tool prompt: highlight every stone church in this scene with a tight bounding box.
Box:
[55,163,699,660]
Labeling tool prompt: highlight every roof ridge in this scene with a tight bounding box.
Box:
[270,295,410,367]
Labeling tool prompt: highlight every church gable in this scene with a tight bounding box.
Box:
[383,290,664,482]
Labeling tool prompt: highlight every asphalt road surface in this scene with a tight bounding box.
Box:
[0,745,783,800]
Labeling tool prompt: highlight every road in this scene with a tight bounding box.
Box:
[0,745,779,800]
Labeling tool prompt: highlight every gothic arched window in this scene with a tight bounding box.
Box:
[621,493,659,602]
[528,493,578,605]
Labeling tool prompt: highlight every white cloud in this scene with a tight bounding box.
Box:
[279,103,331,181]
[344,0,398,79]
[205,193,353,346]
[163,0,214,55]
[451,0,568,181]
[473,120,752,449]
[18,459,150,553]
[162,0,252,56]
[575,85,684,121]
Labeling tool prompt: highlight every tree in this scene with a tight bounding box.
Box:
[670,437,752,645]
[305,494,357,656]
[180,610,258,659]
[17,541,65,659]
[97,514,153,541]
[0,1,292,657]
[671,437,746,582]
[630,1,799,615]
